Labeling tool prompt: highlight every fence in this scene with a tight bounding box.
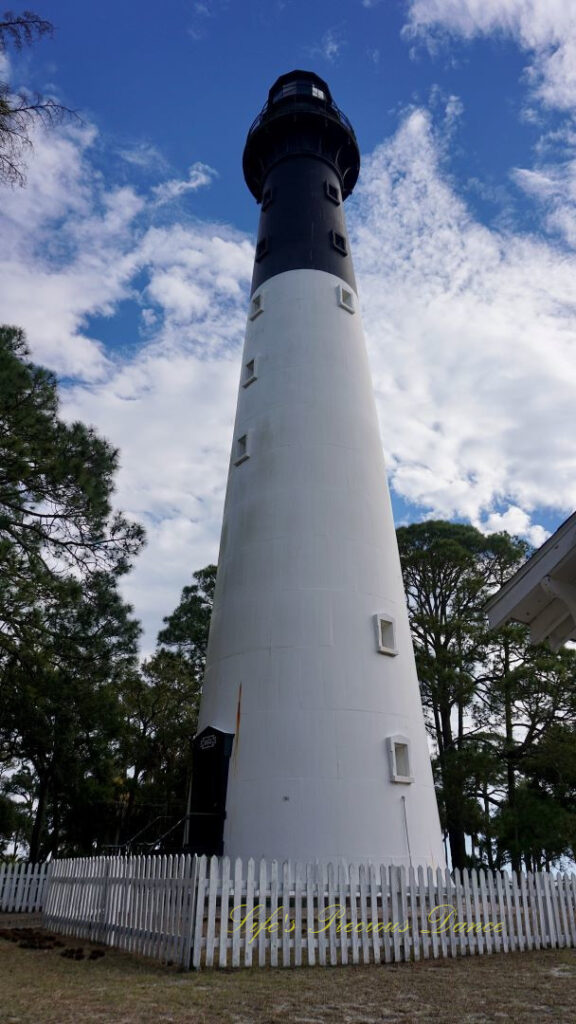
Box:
[43,855,197,967]
[41,854,576,969]
[0,861,50,912]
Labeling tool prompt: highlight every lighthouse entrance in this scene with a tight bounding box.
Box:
[188,726,234,856]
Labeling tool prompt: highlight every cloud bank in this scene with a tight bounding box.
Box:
[405,0,576,111]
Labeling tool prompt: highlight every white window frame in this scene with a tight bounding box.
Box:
[249,293,264,320]
[242,357,258,388]
[337,284,355,314]
[234,432,250,466]
[387,735,414,784]
[374,613,397,656]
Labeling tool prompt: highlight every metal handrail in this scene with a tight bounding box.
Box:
[247,96,356,139]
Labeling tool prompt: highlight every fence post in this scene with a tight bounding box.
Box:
[180,854,199,970]
[96,858,111,944]
[42,861,55,917]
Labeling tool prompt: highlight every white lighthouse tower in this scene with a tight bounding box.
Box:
[190,71,445,869]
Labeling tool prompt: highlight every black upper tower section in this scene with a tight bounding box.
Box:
[243,70,361,295]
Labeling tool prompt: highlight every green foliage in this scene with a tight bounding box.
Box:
[157,564,216,675]
[1,572,141,859]
[115,650,203,852]
[0,326,144,578]
[0,325,145,857]
[493,786,576,871]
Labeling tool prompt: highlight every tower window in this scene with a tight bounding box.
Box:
[242,358,258,388]
[255,237,268,262]
[374,614,397,656]
[387,736,413,784]
[262,187,274,211]
[249,293,264,320]
[330,230,347,255]
[234,433,250,466]
[324,180,341,205]
[337,285,355,313]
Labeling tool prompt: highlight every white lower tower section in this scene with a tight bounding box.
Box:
[198,267,445,868]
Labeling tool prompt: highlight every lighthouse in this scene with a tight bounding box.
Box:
[190,71,445,869]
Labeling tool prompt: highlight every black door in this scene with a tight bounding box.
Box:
[188,726,234,856]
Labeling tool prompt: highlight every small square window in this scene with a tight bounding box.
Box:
[255,237,268,262]
[330,230,347,255]
[374,614,397,656]
[387,735,413,784]
[234,433,250,466]
[242,358,257,388]
[262,187,274,211]
[324,180,341,205]
[337,285,355,313]
[249,293,264,320]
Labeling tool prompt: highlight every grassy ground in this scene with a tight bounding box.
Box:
[0,914,575,1023]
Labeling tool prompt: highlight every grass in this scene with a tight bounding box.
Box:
[0,914,575,1023]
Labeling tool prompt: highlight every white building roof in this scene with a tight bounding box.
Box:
[485,511,576,649]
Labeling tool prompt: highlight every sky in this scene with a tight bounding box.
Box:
[1,0,576,651]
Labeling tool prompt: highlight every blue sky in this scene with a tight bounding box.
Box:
[2,0,576,648]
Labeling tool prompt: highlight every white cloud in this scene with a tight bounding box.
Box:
[152,162,218,205]
[481,506,549,547]
[352,106,576,538]
[512,155,576,247]
[404,0,576,110]
[117,142,169,171]
[0,120,252,647]
[309,27,346,64]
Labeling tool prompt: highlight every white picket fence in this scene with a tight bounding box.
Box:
[43,855,197,967]
[41,854,576,969]
[0,861,51,912]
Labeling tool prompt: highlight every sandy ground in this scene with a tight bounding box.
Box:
[0,913,575,1023]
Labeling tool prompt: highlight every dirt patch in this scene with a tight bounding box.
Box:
[0,914,575,1023]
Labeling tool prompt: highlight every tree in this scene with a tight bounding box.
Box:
[0,325,145,665]
[0,324,146,857]
[0,11,74,186]
[157,564,217,676]
[111,566,217,853]
[1,572,140,860]
[116,651,202,852]
[397,521,530,870]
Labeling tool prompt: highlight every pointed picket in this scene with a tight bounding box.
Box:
[390,867,402,963]
[427,867,440,959]
[294,861,304,966]
[379,865,391,963]
[417,865,430,960]
[369,863,382,965]
[243,858,255,968]
[327,862,339,966]
[338,861,349,965]
[281,860,292,967]
[479,871,493,955]
[444,868,457,958]
[305,861,315,967]
[192,856,208,969]
[232,858,243,968]
[270,859,280,967]
[257,859,268,967]
[487,868,502,954]
[317,861,327,967]
[218,856,231,968]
